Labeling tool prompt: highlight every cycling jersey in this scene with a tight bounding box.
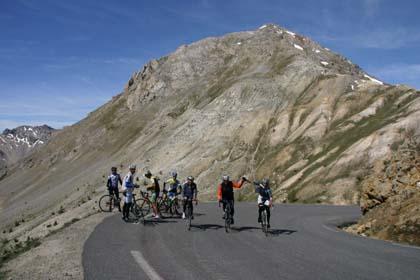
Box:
[256,186,272,204]
[217,179,245,201]
[182,182,197,199]
[146,176,160,194]
[123,172,136,203]
[107,173,122,189]
[166,178,181,195]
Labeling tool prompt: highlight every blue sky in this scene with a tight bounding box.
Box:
[0,0,419,131]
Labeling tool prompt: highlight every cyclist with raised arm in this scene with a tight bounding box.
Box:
[253,178,273,228]
[217,175,247,225]
[182,176,197,219]
[122,164,139,221]
[107,166,123,212]
[144,170,160,219]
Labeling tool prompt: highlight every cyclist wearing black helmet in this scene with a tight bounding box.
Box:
[182,176,198,219]
[253,178,273,228]
[107,166,122,212]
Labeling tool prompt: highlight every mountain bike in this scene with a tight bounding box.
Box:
[98,191,121,212]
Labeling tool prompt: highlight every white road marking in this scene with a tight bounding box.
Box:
[131,250,164,280]
[322,224,338,233]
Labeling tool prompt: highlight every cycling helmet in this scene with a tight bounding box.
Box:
[222,175,229,181]
[170,171,178,178]
[129,164,136,170]
[187,176,194,181]
[262,178,269,187]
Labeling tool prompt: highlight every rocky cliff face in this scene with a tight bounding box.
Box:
[0,24,419,237]
[346,133,420,245]
[0,125,55,180]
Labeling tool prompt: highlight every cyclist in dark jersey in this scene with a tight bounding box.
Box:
[182,176,198,219]
[253,178,273,228]
[217,175,247,225]
[107,167,123,212]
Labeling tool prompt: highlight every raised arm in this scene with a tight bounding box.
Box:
[232,177,246,189]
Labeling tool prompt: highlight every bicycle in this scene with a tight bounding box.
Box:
[128,193,153,224]
[260,205,269,236]
[158,190,181,217]
[139,190,163,220]
[168,195,181,217]
[220,200,233,233]
[184,198,196,231]
[98,191,121,212]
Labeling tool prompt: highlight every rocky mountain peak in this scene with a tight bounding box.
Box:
[0,125,56,179]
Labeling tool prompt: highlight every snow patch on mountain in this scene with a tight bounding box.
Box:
[294,44,304,51]
[364,74,384,85]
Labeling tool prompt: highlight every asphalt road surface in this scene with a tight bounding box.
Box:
[83,203,420,280]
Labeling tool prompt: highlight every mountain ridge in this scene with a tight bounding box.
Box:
[0,124,55,180]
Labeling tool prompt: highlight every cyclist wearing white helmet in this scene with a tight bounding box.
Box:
[122,164,139,221]
[165,171,181,200]
[217,175,248,225]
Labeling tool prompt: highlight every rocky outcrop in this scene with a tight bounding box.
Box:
[0,125,55,179]
[346,133,420,245]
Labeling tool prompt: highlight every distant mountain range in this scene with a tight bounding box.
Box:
[0,125,55,179]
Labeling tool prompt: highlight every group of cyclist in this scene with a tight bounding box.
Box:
[106,164,273,227]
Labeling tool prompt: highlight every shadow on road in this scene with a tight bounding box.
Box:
[191,224,224,231]
[232,226,297,236]
[268,229,297,236]
[143,219,178,226]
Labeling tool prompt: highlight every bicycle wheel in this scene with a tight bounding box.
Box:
[138,199,151,215]
[99,195,114,212]
[158,199,170,217]
[262,209,268,236]
[225,203,231,233]
[170,199,180,217]
[130,203,143,220]
[187,205,192,231]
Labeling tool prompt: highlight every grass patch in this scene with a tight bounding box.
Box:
[46,218,81,238]
[0,236,41,276]
[288,90,418,202]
